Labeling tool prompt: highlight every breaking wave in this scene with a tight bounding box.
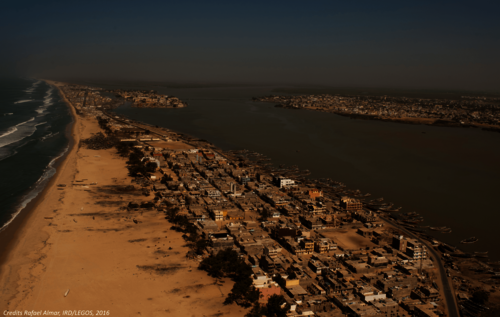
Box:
[14,100,34,104]
[0,117,36,149]
[0,146,69,232]
[40,131,58,141]
[25,80,41,94]
[36,88,54,114]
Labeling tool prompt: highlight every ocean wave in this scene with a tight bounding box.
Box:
[25,80,41,94]
[35,147,68,184]
[40,131,58,141]
[0,117,35,139]
[0,146,69,232]
[0,117,37,148]
[0,148,18,162]
[0,126,17,139]
[3,113,14,116]
[17,117,35,126]
[14,100,34,104]
[35,88,55,114]
[0,138,36,162]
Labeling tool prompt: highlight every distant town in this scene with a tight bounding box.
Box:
[254,94,500,132]
[61,84,187,110]
[108,88,188,108]
[56,83,500,317]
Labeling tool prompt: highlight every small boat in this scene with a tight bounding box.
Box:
[430,226,451,232]
[388,207,402,212]
[474,251,488,255]
[461,237,479,244]
[474,253,489,258]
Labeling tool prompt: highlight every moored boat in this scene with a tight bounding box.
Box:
[461,237,479,244]
[430,226,452,233]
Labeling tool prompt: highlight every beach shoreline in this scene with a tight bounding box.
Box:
[0,80,79,307]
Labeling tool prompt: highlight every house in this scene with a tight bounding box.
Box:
[211,209,224,221]
[209,232,234,250]
[340,197,362,211]
[205,189,221,198]
[358,286,386,302]
[411,286,439,303]
[227,210,244,220]
[273,176,295,188]
[314,238,337,253]
[308,189,323,200]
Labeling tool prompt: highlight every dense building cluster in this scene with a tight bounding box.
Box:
[60,85,120,116]
[60,85,187,114]
[110,89,187,108]
[110,134,449,316]
[255,94,500,130]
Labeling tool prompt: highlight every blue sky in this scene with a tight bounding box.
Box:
[2,1,500,90]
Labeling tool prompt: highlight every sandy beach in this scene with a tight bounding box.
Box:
[0,81,243,316]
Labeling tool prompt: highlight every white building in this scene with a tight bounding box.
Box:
[274,176,295,188]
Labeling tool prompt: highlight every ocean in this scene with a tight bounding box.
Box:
[0,78,72,232]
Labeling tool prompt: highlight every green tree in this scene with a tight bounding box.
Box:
[472,289,490,305]
[245,303,267,317]
[223,276,260,307]
[265,295,289,317]
[199,248,259,307]
[145,161,157,172]
[195,239,209,254]
[272,274,286,288]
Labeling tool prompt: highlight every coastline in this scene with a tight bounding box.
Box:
[0,80,79,307]
[274,104,500,132]
[0,81,241,316]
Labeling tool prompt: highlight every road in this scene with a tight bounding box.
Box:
[382,216,460,317]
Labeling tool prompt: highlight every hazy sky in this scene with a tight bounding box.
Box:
[2,1,500,90]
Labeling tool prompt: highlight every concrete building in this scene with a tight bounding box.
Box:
[358,286,387,302]
[392,235,407,252]
[308,189,323,200]
[274,176,295,188]
[340,197,363,211]
[314,238,337,253]
[406,239,428,260]
[211,209,224,221]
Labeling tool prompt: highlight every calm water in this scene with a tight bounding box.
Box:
[110,84,500,260]
[0,78,72,232]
